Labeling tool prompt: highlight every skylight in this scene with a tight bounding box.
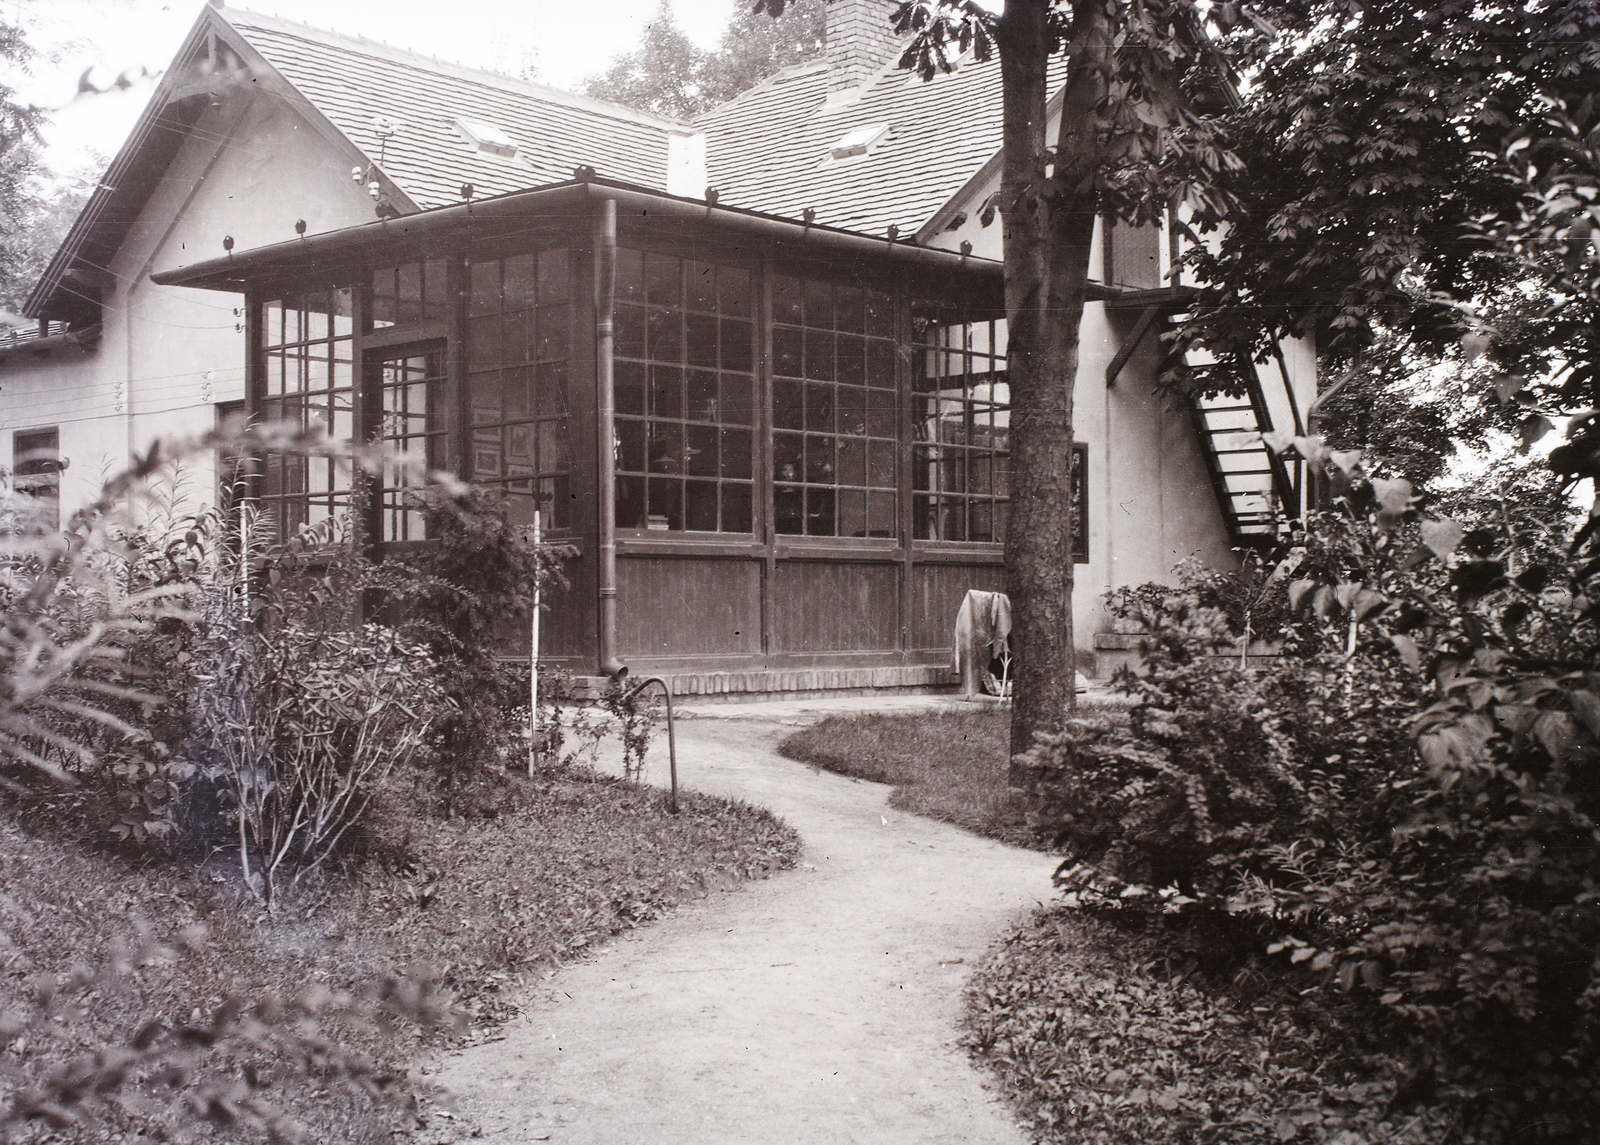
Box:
[454,117,519,159]
[828,123,890,161]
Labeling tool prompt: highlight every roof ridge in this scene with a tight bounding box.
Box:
[223,7,694,133]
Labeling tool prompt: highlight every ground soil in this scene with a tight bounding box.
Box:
[429,703,1057,1144]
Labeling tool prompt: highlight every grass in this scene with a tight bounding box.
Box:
[780,705,1423,1145]
[0,763,799,1143]
[778,705,1029,845]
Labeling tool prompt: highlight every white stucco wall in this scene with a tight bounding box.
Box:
[0,89,376,521]
[926,168,1318,668]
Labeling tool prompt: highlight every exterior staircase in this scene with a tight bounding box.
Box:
[1105,288,1307,548]
[1185,346,1306,546]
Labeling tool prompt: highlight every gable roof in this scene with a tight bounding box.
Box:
[26,5,682,320]
[695,50,1063,240]
[228,11,684,207]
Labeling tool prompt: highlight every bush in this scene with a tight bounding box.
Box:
[1022,456,1600,1142]
[382,488,571,782]
[190,604,449,903]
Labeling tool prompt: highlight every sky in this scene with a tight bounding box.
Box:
[6,0,740,178]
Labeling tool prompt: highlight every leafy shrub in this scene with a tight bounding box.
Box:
[1022,447,1600,1142]
[383,488,571,782]
[966,909,1429,1145]
[190,605,449,903]
[0,468,216,845]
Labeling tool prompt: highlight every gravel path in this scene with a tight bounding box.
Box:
[430,710,1057,1145]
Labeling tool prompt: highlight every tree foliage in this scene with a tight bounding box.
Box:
[1021,458,1600,1139]
[0,13,49,318]
[1176,1,1600,392]
[584,0,826,119]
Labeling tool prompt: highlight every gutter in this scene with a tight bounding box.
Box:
[151,177,1006,292]
[0,324,103,358]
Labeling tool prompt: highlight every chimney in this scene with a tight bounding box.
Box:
[826,0,901,93]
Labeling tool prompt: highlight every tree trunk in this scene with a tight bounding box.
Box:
[999,0,1105,775]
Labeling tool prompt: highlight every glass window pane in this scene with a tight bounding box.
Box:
[721,427,752,480]
[804,329,835,381]
[616,304,645,359]
[772,275,803,324]
[773,432,802,484]
[805,487,836,536]
[867,490,896,537]
[867,388,896,438]
[537,306,569,361]
[774,379,803,431]
[470,260,500,316]
[838,384,868,436]
[838,438,867,486]
[838,488,867,538]
[617,475,646,528]
[617,418,647,472]
[616,360,647,415]
[647,477,682,529]
[805,433,834,483]
[396,263,423,323]
[772,325,802,378]
[647,307,682,361]
[686,312,718,368]
[774,484,803,535]
[645,253,681,307]
[718,266,752,317]
[722,483,752,533]
[836,334,865,385]
[616,248,643,300]
[865,289,894,338]
[835,285,864,334]
[685,481,718,531]
[649,365,682,418]
[720,318,752,373]
[538,250,568,305]
[721,373,752,426]
[686,370,718,421]
[648,422,682,473]
[423,259,449,317]
[803,278,833,329]
[685,424,718,477]
[688,262,717,312]
[805,382,835,433]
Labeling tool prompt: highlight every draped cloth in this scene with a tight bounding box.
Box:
[953,590,1012,697]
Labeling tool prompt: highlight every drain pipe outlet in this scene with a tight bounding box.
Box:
[594,197,626,679]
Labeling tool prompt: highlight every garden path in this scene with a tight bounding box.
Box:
[429,703,1057,1145]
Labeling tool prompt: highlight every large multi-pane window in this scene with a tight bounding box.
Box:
[468,249,572,532]
[371,259,451,327]
[912,310,1009,543]
[614,250,755,534]
[258,290,356,540]
[376,349,445,542]
[770,276,898,537]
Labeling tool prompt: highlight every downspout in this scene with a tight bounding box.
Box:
[593,197,626,679]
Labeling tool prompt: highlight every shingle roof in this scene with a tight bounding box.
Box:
[695,51,1061,238]
[227,10,682,208]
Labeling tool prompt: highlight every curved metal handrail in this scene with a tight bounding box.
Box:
[618,674,679,814]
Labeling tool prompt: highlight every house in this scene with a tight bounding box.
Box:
[1,0,1314,696]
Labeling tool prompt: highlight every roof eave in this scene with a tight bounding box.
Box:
[150,177,1005,291]
[25,5,420,320]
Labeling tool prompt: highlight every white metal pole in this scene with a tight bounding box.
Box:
[528,507,542,778]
